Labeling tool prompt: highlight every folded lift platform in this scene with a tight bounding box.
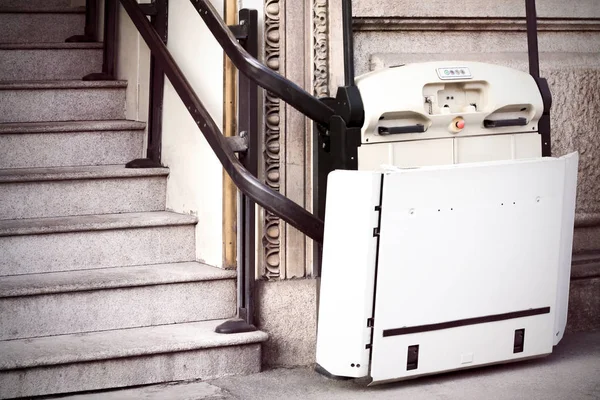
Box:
[315,57,579,382]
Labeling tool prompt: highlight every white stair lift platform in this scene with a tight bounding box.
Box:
[316,61,579,384]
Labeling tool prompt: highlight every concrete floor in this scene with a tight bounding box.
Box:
[50,332,600,400]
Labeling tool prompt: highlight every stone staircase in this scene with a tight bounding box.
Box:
[0,1,266,398]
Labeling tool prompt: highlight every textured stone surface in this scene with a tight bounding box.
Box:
[0,166,168,219]
[0,81,127,123]
[0,10,84,43]
[51,381,230,400]
[256,279,318,367]
[0,262,236,296]
[0,45,103,81]
[0,319,266,399]
[0,122,145,169]
[0,0,71,10]
[353,0,600,18]
[567,277,600,333]
[0,279,236,340]
[0,213,197,275]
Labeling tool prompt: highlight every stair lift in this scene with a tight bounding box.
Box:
[315,0,579,384]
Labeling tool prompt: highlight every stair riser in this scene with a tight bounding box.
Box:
[0,344,261,399]
[0,280,236,340]
[0,177,167,220]
[0,12,84,43]
[0,88,126,123]
[0,0,72,9]
[0,49,102,81]
[0,130,144,169]
[0,226,196,275]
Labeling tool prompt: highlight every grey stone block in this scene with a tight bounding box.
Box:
[0,44,103,81]
[0,263,237,340]
[0,212,197,275]
[0,81,127,123]
[0,120,145,169]
[256,278,318,367]
[0,10,84,43]
[0,320,267,399]
[0,165,168,219]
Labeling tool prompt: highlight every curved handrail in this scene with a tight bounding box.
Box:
[190,0,335,129]
[120,0,324,243]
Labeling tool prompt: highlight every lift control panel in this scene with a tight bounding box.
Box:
[355,62,544,169]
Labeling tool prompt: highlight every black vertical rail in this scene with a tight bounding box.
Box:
[147,0,168,164]
[342,0,355,86]
[524,0,552,157]
[525,0,540,79]
[237,9,259,329]
[102,0,118,78]
[84,0,118,80]
[66,0,97,42]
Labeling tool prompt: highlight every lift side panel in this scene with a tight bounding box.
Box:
[316,170,382,378]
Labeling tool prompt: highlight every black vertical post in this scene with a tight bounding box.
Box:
[215,8,259,334]
[342,0,355,86]
[102,0,118,78]
[147,0,168,164]
[525,0,540,79]
[83,0,118,80]
[66,0,98,42]
[237,8,259,329]
[525,0,552,157]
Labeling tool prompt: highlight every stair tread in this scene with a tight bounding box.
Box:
[0,320,268,370]
[0,211,198,237]
[0,80,127,90]
[0,42,103,50]
[0,262,236,297]
[0,164,169,183]
[0,6,85,13]
[0,119,146,134]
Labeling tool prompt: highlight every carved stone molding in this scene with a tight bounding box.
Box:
[313,0,329,98]
[263,0,282,280]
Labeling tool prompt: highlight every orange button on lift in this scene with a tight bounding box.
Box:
[449,117,465,133]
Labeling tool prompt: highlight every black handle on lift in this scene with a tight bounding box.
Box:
[483,117,528,128]
[378,124,426,135]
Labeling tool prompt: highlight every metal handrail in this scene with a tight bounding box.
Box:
[190,0,336,129]
[119,0,325,243]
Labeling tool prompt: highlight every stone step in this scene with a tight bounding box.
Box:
[0,80,127,123]
[0,0,73,10]
[0,43,103,81]
[0,165,168,220]
[0,8,84,43]
[0,320,268,399]
[0,120,145,169]
[0,212,197,275]
[0,262,237,340]
[568,250,600,333]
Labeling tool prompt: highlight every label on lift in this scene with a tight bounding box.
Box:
[436,67,472,80]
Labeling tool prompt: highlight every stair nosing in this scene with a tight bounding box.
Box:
[0,262,236,297]
[0,211,198,237]
[0,42,103,50]
[0,320,268,371]
[0,120,146,134]
[0,165,169,183]
[0,80,127,90]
